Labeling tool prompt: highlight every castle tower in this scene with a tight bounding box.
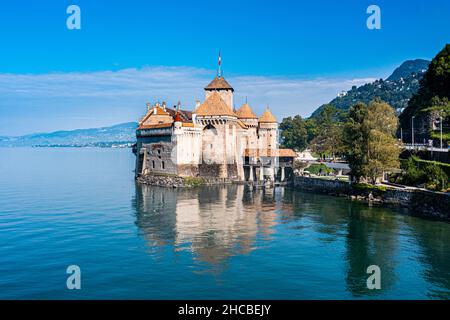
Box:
[258,107,278,150]
[236,103,258,149]
[204,53,234,109]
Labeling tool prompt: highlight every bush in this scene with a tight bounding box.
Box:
[353,183,387,192]
[400,157,426,186]
[424,164,448,191]
[399,156,449,191]
[307,163,333,175]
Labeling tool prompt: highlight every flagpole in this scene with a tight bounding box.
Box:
[218,51,221,78]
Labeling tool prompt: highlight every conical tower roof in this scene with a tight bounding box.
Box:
[204,76,234,92]
[194,91,236,117]
[236,103,258,119]
[259,107,277,123]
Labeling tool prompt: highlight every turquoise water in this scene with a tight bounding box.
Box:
[0,148,449,299]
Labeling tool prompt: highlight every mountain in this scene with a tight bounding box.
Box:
[386,59,430,81]
[0,122,138,147]
[311,59,430,118]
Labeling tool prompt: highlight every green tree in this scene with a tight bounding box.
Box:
[279,115,308,151]
[304,118,319,143]
[399,44,450,143]
[343,100,400,183]
[343,103,368,181]
[310,105,346,160]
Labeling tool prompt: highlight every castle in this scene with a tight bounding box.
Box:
[134,63,296,182]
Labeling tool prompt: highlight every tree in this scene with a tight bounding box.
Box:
[343,103,368,182]
[279,115,321,151]
[399,44,450,142]
[343,100,400,183]
[310,124,344,160]
[364,100,400,183]
[310,105,346,160]
[279,115,308,151]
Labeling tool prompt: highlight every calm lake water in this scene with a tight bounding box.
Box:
[0,148,449,299]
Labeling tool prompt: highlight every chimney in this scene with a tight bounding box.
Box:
[162,101,166,111]
[196,100,201,108]
[146,103,151,112]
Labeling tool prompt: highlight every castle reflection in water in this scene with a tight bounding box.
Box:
[132,184,450,298]
[133,184,284,267]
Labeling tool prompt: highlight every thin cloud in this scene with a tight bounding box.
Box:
[0,66,375,135]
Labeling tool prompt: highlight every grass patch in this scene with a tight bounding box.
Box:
[183,176,205,187]
[353,183,387,192]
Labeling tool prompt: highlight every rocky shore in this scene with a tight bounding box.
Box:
[136,174,231,188]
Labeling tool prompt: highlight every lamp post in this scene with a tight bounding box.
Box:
[411,116,415,148]
[440,115,443,149]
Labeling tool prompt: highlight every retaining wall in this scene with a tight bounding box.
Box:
[293,176,450,221]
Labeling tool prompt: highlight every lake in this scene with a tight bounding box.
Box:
[0,148,449,299]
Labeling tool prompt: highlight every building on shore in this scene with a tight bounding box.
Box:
[134,60,296,182]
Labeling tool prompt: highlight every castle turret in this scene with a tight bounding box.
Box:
[258,107,278,150]
[236,103,258,149]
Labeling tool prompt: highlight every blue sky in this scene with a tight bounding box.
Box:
[0,0,449,135]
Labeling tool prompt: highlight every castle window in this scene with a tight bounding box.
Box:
[161,161,165,169]
[152,160,155,169]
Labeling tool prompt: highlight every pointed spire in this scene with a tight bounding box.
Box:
[174,100,182,122]
[218,51,222,78]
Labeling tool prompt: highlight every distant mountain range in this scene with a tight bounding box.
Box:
[0,122,137,147]
[311,59,430,117]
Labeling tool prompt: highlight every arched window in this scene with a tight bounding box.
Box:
[161,161,165,169]
[203,124,218,135]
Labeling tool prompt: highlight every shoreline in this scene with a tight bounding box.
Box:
[293,176,450,221]
[136,173,450,221]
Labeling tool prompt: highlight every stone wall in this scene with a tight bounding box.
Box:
[293,176,351,196]
[293,176,450,221]
[142,142,177,175]
[384,188,450,220]
[177,164,199,177]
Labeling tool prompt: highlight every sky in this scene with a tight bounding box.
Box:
[0,0,449,135]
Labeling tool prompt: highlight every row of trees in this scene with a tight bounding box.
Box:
[280,100,400,183]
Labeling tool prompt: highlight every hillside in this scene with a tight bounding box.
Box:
[0,122,138,147]
[311,59,430,117]
[399,44,450,144]
[386,59,430,81]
